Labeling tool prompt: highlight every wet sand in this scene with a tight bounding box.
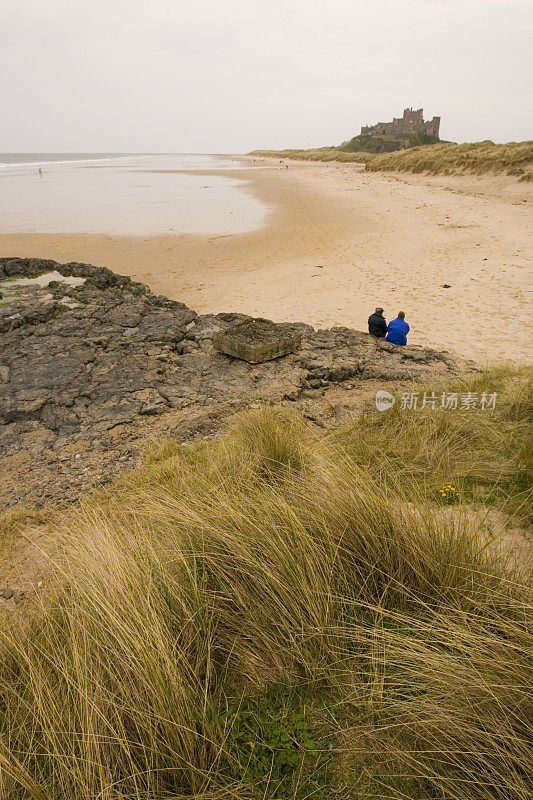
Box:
[1,158,531,364]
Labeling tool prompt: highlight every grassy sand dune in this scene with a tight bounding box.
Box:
[249,147,374,164]
[251,140,533,178]
[1,367,532,799]
[366,140,533,177]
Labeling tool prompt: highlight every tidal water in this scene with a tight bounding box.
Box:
[0,154,269,236]
[0,271,86,305]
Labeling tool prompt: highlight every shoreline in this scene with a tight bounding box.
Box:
[1,157,531,364]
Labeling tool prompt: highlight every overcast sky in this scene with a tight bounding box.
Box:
[1,0,531,153]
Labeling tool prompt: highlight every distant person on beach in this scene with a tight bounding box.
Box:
[38,167,43,177]
[386,311,410,346]
[368,307,387,338]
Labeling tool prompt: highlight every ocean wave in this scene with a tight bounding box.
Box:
[0,154,150,169]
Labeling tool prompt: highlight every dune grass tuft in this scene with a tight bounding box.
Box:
[330,366,532,525]
[365,140,533,176]
[0,369,531,799]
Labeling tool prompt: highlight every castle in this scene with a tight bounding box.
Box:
[360,108,440,139]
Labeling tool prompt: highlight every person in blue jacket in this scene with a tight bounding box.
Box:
[386,311,410,346]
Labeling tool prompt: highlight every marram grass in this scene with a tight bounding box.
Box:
[365,140,533,176]
[0,370,532,799]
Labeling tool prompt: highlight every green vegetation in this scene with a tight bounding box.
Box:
[250,140,533,177]
[366,139,533,176]
[219,686,325,793]
[339,132,440,154]
[0,367,531,799]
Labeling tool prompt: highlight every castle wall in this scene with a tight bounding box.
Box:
[360,108,440,139]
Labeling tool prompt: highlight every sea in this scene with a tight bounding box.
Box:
[0,153,269,236]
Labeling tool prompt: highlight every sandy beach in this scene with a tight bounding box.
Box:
[1,158,531,364]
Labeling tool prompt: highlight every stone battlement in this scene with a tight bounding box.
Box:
[361,108,440,138]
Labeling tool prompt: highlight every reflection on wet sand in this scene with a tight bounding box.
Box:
[0,154,270,236]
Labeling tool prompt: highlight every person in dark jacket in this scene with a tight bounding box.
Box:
[368,307,387,338]
[386,311,410,346]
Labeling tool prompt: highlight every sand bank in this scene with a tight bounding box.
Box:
[1,158,531,363]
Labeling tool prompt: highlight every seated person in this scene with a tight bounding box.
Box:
[368,307,387,338]
[386,311,410,346]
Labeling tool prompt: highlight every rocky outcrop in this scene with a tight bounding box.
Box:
[0,257,469,509]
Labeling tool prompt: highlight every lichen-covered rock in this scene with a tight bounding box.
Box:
[213,317,303,363]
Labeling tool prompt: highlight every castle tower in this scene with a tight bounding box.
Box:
[427,116,441,137]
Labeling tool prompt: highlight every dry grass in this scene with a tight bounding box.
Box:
[249,141,533,177]
[329,366,533,525]
[365,140,533,176]
[0,371,531,799]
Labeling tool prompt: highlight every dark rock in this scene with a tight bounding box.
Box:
[304,414,326,429]
[401,349,429,362]
[0,257,467,512]
[213,317,302,363]
[169,411,223,442]
[140,404,164,416]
